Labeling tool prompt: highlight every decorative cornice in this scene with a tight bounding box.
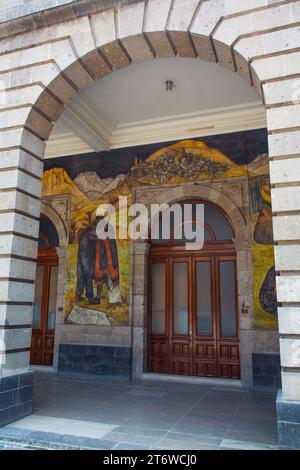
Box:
[45,101,266,158]
[68,93,113,148]
[59,108,109,152]
[45,132,92,158]
[0,0,138,39]
[109,102,266,148]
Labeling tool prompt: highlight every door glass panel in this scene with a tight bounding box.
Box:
[47,265,58,330]
[196,262,212,335]
[204,228,213,241]
[151,263,166,334]
[220,261,237,337]
[204,205,233,240]
[173,263,188,335]
[33,265,44,328]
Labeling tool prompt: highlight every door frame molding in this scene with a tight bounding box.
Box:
[131,179,253,386]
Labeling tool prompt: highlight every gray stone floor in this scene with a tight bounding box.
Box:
[0,373,278,450]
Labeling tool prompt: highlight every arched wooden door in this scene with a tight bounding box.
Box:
[30,216,59,366]
[147,200,240,379]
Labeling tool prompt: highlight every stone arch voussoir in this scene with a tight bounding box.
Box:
[21,0,290,145]
[40,202,68,248]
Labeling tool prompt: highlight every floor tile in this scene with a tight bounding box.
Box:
[8,415,118,439]
[220,439,278,450]
[122,416,178,431]
[112,442,151,450]
[171,420,229,438]
[9,415,69,432]
[0,372,278,450]
[157,431,222,450]
[224,429,278,446]
[102,430,163,447]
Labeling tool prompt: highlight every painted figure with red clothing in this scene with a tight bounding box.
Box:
[94,206,122,305]
[75,207,122,305]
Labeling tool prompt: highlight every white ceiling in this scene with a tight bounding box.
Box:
[76,57,260,125]
[46,57,265,158]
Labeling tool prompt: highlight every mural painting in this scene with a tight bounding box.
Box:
[42,129,276,329]
[249,157,277,328]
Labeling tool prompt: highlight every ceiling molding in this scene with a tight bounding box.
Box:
[45,132,92,158]
[46,102,266,158]
[68,93,114,145]
[109,102,266,149]
[59,107,109,152]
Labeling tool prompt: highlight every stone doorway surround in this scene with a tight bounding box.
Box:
[130,180,253,386]
[39,199,69,370]
[0,0,300,448]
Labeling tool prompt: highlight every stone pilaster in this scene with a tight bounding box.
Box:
[262,73,300,448]
[131,241,149,379]
[233,236,253,387]
[0,131,44,425]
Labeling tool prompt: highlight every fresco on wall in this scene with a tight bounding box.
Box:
[42,129,276,329]
[248,155,277,329]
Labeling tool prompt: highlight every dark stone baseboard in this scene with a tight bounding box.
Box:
[252,352,281,390]
[58,344,132,378]
[0,371,33,427]
[277,390,300,449]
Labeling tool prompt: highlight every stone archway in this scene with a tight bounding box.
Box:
[0,0,299,442]
[40,203,68,249]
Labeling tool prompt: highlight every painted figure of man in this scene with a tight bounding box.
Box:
[94,207,122,305]
[75,207,122,305]
[75,220,97,304]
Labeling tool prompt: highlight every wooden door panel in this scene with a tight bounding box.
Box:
[43,353,54,366]
[195,362,217,377]
[171,360,192,376]
[207,363,217,377]
[219,364,240,379]
[218,342,240,378]
[194,341,217,377]
[148,339,169,373]
[31,332,42,349]
[194,342,216,359]
[149,339,169,356]
[44,334,55,350]
[147,247,240,379]
[30,249,58,366]
[218,343,239,361]
[170,340,192,375]
[171,341,190,358]
[219,364,230,378]
[31,329,43,365]
[30,351,43,365]
[231,365,241,379]
[149,359,169,374]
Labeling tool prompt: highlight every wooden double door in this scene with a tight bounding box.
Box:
[30,248,58,366]
[147,244,240,379]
